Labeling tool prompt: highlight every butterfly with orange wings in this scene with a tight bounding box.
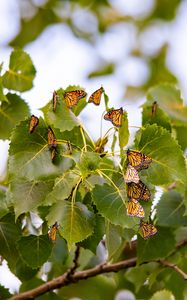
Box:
[127,181,151,201]
[64,90,87,108]
[47,127,57,149]
[127,149,152,171]
[48,222,59,242]
[124,164,140,184]
[139,220,157,240]
[127,198,144,218]
[88,86,104,106]
[104,107,123,127]
[29,115,39,134]
[48,127,57,161]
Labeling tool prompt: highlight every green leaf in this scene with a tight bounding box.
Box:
[17,234,53,268]
[135,124,186,185]
[79,215,105,253]
[157,191,187,227]
[44,172,80,206]
[10,179,54,219]
[0,213,21,268]
[2,49,36,92]
[47,200,95,250]
[0,93,30,140]
[0,79,8,102]
[0,190,8,219]
[125,263,158,293]
[137,227,175,264]
[147,84,187,125]
[88,63,115,78]
[142,104,171,132]
[10,7,60,48]
[105,221,123,261]
[174,125,187,150]
[9,119,67,180]
[150,290,175,300]
[92,183,139,228]
[41,88,80,132]
[78,152,101,178]
[15,256,38,281]
[0,285,11,300]
[119,111,129,152]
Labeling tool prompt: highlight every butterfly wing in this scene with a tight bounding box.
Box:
[127,150,143,169]
[141,154,152,170]
[104,107,123,127]
[124,165,140,184]
[140,221,157,239]
[48,127,57,149]
[48,222,58,242]
[127,199,144,218]
[88,87,104,106]
[64,90,87,108]
[127,181,151,201]
[127,150,152,171]
[29,115,39,134]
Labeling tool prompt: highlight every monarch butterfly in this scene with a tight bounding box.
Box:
[151,101,158,118]
[88,86,104,106]
[48,127,57,149]
[127,149,152,171]
[48,222,59,242]
[127,199,145,218]
[67,141,73,155]
[64,90,87,108]
[127,181,151,201]
[124,164,140,184]
[139,220,157,240]
[53,90,58,112]
[104,107,123,127]
[29,115,39,134]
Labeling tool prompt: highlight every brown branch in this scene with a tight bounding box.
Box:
[8,238,187,300]
[9,258,137,300]
[159,260,187,280]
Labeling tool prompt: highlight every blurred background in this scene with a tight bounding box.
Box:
[0,0,187,293]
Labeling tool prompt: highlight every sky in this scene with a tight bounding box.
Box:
[0,0,187,293]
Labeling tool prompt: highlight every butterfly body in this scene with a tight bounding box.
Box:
[53,90,58,112]
[29,115,39,134]
[104,107,123,127]
[151,101,158,118]
[127,149,152,171]
[124,164,140,184]
[88,86,104,106]
[127,181,151,201]
[127,198,145,218]
[139,220,157,240]
[64,90,87,108]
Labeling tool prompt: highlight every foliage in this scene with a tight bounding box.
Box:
[0,16,187,300]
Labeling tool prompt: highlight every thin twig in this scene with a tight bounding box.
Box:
[66,245,80,280]
[159,260,187,280]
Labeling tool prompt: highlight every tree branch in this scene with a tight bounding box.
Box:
[9,258,137,300]
[8,239,187,300]
[159,260,187,280]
